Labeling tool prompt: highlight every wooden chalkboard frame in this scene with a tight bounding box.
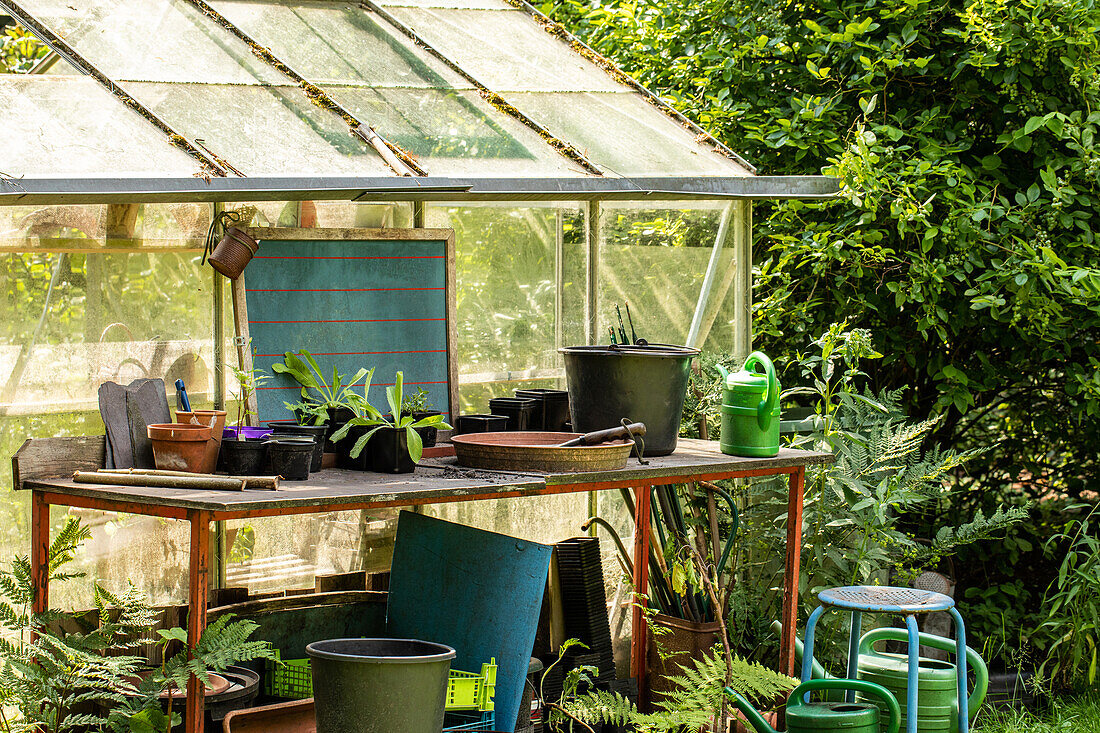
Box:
[231,227,457,427]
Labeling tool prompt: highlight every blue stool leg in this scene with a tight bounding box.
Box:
[949,607,970,733]
[846,610,862,702]
[904,614,920,733]
[802,605,827,701]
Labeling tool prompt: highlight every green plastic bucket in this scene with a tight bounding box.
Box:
[306,638,455,733]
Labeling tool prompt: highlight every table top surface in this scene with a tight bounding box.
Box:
[26,440,833,515]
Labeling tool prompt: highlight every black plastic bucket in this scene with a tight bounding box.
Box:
[306,638,455,733]
[559,343,700,456]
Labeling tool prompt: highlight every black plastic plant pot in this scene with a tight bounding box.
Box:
[269,422,327,472]
[368,426,417,474]
[306,638,455,733]
[514,389,570,431]
[220,438,268,476]
[266,437,314,481]
[412,410,442,448]
[454,414,509,435]
[336,424,372,471]
[559,342,700,456]
[487,397,538,431]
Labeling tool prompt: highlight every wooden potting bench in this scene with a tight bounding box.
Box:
[14,436,831,733]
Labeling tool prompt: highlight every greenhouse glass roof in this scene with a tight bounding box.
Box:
[0,0,837,202]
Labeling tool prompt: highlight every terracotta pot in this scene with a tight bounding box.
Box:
[645,613,723,707]
[176,409,227,473]
[148,423,212,473]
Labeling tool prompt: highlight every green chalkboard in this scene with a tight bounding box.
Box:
[236,228,457,425]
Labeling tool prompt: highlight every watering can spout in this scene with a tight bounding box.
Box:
[723,687,778,733]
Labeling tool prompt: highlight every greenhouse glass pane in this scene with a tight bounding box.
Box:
[0,77,200,178]
[385,8,623,92]
[125,82,394,177]
[324,87,587,177]
[509,92,751,176]
[207,0,473,88]
[378,0,512,9]
[25,0,286,84]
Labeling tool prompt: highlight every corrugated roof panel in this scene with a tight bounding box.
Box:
[207,0,474,89]
[508,92,752,177]
[384,7,624,93]
[24,0,285,84]
[126,82,395,177]
[326,86,591,177]
[0,76,201,178]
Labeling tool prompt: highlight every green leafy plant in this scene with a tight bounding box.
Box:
[401,387,436,415]
[1033,503,1100,689]
[0,517,274,733]
[271,350,369,425]
[0,25,47,74]
[330,371,452,464]
[228,359,270,434]
[557,643,796,732]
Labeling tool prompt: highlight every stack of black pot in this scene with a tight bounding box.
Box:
[555,537,617,687]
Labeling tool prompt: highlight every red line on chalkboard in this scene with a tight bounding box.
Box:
[252,255,444,260]
[247,287,444,293]
[248,318,444,324]
[256,350,446,357]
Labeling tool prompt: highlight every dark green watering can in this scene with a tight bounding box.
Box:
[777,622,988,733]
[716,351,780,457]
[727,678,901,733]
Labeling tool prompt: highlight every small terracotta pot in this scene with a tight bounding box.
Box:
[208,226,259,279]
[148,423,213,473]
[176,409,227,474]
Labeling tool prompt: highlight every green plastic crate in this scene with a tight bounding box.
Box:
[266,650,496,712]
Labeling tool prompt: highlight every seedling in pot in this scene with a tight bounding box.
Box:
[402,386,436,415]
[331,371,452,465]
[271,349,368,424]
[229,360,270,440]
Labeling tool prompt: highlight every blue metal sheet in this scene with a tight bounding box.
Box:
[387,511,551,733]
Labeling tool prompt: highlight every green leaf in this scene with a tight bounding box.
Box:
[406,425,424,464]
[157,628,188,644]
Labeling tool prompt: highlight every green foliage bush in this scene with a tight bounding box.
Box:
[544,0,1100,501]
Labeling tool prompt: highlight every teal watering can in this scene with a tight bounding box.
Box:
[727,678,901,733]
[716,351,780,457]
[773,622,988,733]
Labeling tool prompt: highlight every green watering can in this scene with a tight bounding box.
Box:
[716,351,781,457]
[727,678,901,733]
[777,622,988,733]
[855,629,988,733]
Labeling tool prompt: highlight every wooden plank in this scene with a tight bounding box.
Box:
[780,467,806,678]
[243,227,454,242]
[630,486,652,701]
[31,492,49,626]
[185,510,211,733]
[230,274,258,426]
[12,436,106,491]
[444,229,459,423]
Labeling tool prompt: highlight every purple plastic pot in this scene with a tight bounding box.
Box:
[223,426,273,441]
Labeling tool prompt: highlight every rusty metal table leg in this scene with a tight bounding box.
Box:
[30,491,50,624]
[186,510,212,733]
[630,485,653,702]
[779,467,806,677]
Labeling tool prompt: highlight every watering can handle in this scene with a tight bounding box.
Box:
[743,352,777,430]
[859,627,988,717]
[789,679,901,733]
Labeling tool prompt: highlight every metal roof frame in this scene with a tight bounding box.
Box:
[0,175,837,205]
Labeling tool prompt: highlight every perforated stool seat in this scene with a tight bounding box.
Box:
[801,585,969,733]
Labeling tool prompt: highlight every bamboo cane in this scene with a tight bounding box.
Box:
[95,468,279,490]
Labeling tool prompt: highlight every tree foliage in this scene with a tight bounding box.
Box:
[544,0,1100,497]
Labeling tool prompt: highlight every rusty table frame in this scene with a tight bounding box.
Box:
[21,440,830,733]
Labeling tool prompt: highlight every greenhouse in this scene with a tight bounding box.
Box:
[0,1,871,733]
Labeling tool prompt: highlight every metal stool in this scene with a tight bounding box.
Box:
[801,586,969,733]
